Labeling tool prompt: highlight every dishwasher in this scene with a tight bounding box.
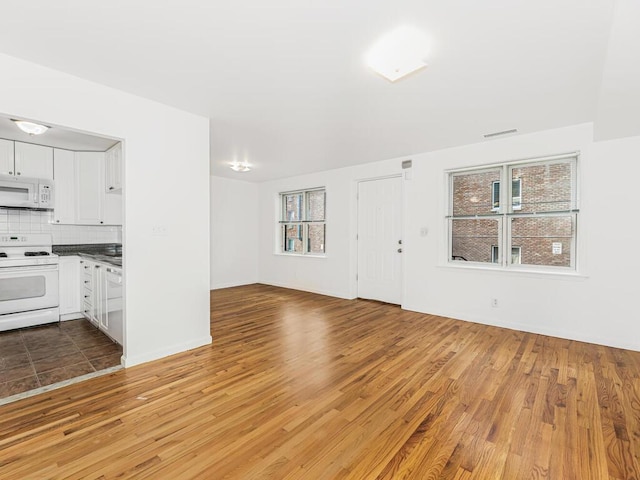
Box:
[105,266,123,345]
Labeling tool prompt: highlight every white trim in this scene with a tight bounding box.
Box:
[122,335,212,368]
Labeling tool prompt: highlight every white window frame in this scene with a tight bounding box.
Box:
[279,187,326,256]
[447,153,579,272]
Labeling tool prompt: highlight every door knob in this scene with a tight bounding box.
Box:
[397,248,403,253]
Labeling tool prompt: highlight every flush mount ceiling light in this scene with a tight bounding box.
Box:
[366,26,430,82]
[230,160,251,172]
[11,119,50,136]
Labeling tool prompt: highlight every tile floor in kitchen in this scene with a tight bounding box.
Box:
[0,319,122,400]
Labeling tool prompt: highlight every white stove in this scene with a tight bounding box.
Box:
[0,234,60,331]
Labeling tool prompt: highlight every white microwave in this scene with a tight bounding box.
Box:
[0,175,54,210]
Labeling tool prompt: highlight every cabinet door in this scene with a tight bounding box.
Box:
[0,139,14,175]
[103,188,122,225]
[105,143,122,192]
[75,152,104,225]
[14,142,54,179]
[59,256,81,316]
[53,149,76,224]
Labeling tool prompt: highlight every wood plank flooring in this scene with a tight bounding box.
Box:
[1,283,639,479]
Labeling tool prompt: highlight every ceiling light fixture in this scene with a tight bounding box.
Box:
[11,119,50,136]
[366,26,430,82]
[230,160,251,172]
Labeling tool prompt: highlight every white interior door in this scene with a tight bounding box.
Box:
[357,176,403,304]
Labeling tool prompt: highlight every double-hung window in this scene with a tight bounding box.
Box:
[448,154,578,270]
[280,188,326,255]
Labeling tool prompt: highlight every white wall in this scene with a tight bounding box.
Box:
[210,176,259,289]
[257,123,640,351]
[0,53,211,366]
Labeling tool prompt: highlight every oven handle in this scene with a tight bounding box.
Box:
[0,264,59,274]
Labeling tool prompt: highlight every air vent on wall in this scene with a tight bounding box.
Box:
[483,129,518,139]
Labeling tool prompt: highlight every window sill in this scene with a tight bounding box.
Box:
[274,252,327,259]
[439,262,587,280]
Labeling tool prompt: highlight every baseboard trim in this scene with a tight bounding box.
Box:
[122,335,213,368]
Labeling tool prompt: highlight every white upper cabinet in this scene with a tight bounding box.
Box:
[0,140,53,179]
[53,149,76,224]
[0,139,14,175]
[75,151,122,226]
[75,152,104,225]
[14,142,54,179]
[105,143,122,192]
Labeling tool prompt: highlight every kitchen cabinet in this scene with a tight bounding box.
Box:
[105,143,122,192]
[76,152,104,225]
[80,258,98,325]
[75,151,122,226]
[0,139,14,175]
[59,256,82,319]
[80,257,122,344]
[14,142,54,179]
[53,149,76,224]
[0,140,53,179]
[54,150,122,226]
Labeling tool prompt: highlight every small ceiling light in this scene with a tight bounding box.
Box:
[12,119,49,136]
[230,160,251,172]
[366,26,430,82]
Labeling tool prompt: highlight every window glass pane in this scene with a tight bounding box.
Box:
[282,224,303,253]
[512,179,522,210]
[451,218,500,263]
[511,216,573,267]
[511,161,574,213]
[307,224,325,254]
[452,169,501,215]
[283,193,303,221]
[306,190,325,221]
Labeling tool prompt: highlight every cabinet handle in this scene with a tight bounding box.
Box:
[56,220,60,223]
[8,171,12,175]
[84,280,90,284]
[16,172,20,175]
[95,265,100,269]
[84,295,89,298]
[100,221,104,224]
[109,186,114,190]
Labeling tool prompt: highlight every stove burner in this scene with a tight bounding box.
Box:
[24,251,50,257]
[0,252,6,258]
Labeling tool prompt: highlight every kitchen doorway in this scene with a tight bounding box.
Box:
[0,114,125,403]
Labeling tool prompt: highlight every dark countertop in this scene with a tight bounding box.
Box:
[53,243,122,268]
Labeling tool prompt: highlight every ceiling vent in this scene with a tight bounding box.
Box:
[483,129,518,139]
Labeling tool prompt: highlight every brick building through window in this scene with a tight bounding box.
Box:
[448,156,577,269]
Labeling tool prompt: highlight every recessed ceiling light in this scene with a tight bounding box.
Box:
[11,119,50,136]
[366,26,430,82]
[230,160,251,172]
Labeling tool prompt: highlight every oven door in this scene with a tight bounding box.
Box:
[0,177,38,208]
[0,264,59,315]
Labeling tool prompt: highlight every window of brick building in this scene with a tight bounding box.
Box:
[280,188,326,255]
[448,154,578,270]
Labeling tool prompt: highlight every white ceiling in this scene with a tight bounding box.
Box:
[0,0,635,182]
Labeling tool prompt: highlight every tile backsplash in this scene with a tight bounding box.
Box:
[0,209,121,245]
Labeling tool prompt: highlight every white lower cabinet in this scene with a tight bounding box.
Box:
[78,257,122,345]
[58,256,82,318]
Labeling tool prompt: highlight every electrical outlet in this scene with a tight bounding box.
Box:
[491,298,499,308]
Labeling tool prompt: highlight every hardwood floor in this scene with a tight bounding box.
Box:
[1,284,639,479]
